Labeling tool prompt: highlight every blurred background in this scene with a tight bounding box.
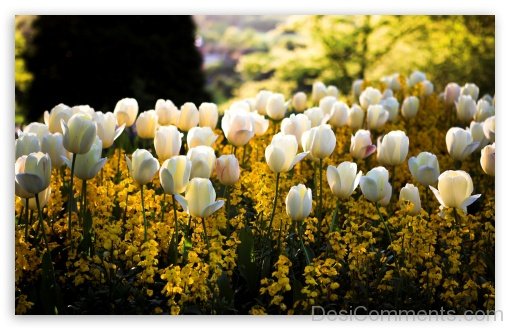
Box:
[15,15,494,124]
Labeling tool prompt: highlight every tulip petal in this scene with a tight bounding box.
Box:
[91,158,107,178]
[114,124,126,142]
[160,168,175,194]
[364,144,376,158]
[429,186,445,207]
[326,165,340,189]
[61,156,72,169]
[125,155,132,174]
[61,119,68,137]
[289,152,309,170]
[460,194,481,213]
[174,194,188,212]
[15,173,44,194]
[203,200,225,218]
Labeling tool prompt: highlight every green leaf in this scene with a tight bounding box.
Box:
[237,227,258,292]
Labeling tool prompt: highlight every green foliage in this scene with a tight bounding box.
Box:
[235,15,494,98]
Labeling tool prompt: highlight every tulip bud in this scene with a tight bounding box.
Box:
[125,149,160,185]
[304,107,329,127]
[421,80,434,96]
[367,105,389,130]
[301,124,336,159]
[327,85,339,97]
[114,98,139,128]
[327,161,362,199]
[154,125,183,161]
[15,155,33,199]
[382,89,393,99]
[469,121,488,151]
[177,102,199,132]
[44,103,72,134]
[281,114,311,148]
[175,178,224,218]
[62,113,97,154]
[23,122,49,143]
[377,130,409,166]
[15,133,40,160]
[445,127,479,161]
[381,97,400,122]
[347,105,365,129]
[266,93,287,121]
[360,166,392,203]
[41,132,67,168]
[71,136,107,180]
[401,96,420,120]
[312,82,327,104]
[15,152,52,195]
[483,116,495,143]
[251,112,269,136]
[216,154,240,186]
[474,99,495,122]
[359,87,382,110]
[350,129,376,160]
[187,126,218,148]
[155,99,180,126]
[159,155,191,194]
[408,71,426,87]
[135,110,158,139]
[71,105,95,118]
[399,184,421,215]
[455,95,477,123]
[329,102,349,128]
[444,82,461,106]
[198,102,219,129]
[352,79,364,99]
[254,90,272,115]
[408,151,440,186]
[265,133,307,173]
[285,184,313,222]
[187,145,216,179]
[480,143,495,176]
[221,108,255,147]
[94,111,125,148]
[292,92,307,113]
[430,170,481,213]
[319,96,337,116]
[461,83,480,101]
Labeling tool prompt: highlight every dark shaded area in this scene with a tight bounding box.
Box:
[23,16,210,122]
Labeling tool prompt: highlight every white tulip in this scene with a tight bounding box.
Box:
[265,133,307,173]
[266,93,287,120]
[94,111,125,148]
[444,82,461,106]
[319,96,337,116]
[216,154,240,186]
[350,129,376,160]
[408,71,426,87]
[304,107,329,127]
[285,184,313,222]
[125,149,160,185]
[62,113,97,154]
[154,125,182,161]
[381,97,400,122]
[135,110,159,139]
[367,105,389,129]
[327,161,362,199]
[445,127,479,161]
[187,126,218,148]
[114,98,139,128]
[347,105,365,130]
[23,122,49,143]
[292,92,307,113]
[198,102,219,129]
[254,90,272,115]
[352,79,364,99]
[221,108,255,147]
[15,133,40,160]
[44,103,72,134]
[360,166,392,204]
[41,132,67,168]
[455,95,477,123]
[187,145,216,179]
[408,151,440,186]
[175,178,224,218]
[377,130,409,166]
[461,83,480,101]
[474,99,495,122]
[70,136,106,180]
[399,184,421,215]
[326,85,339,98]
[483,116,495,143]
[301,124,336,159]
[15,152,52,195]
[312,82,327,103]
[177,102,199,132]
[155,99,180,126]
[71,105,95,118]
[359,87,382,110]
[159,155,192,195]
[469,121,488,151]
[421,80,434,96]
[480,143,495,176]
[429,170,481,213]
[401,96,420,120]
[250,112,269,136]
[329,102,349,128]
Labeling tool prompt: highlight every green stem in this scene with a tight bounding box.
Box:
[81,179,87,225]
[160,193,166,223]
[141,184,148,242]
[36,193,57,284]
[376,202,401,276]
[225,185,231,221]
[329,199,341,232]
[299,222,312,265]
[242,145,247,167]
[172,194,179,245]
[24,198,29,240]
[267,172,281,242]
[319,158,323,221]
[67,153,77,243]
[116,147,121,180]
[201,217,210,254]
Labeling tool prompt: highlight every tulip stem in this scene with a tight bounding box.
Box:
[298,222,312,265]
[376,202,402,278]
[317,158,325,243]
[171,194,179,246]
[35,192,58,302]
[24,198,29,240]
[267,172,281,242]
[201,217,210,253]
[141,184,148,242]
[232,145,237,157]
[67,153,77,244]
[81,179,87,224]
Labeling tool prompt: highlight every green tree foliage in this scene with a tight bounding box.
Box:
[235,15,494,99]
[21,16,209,123]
